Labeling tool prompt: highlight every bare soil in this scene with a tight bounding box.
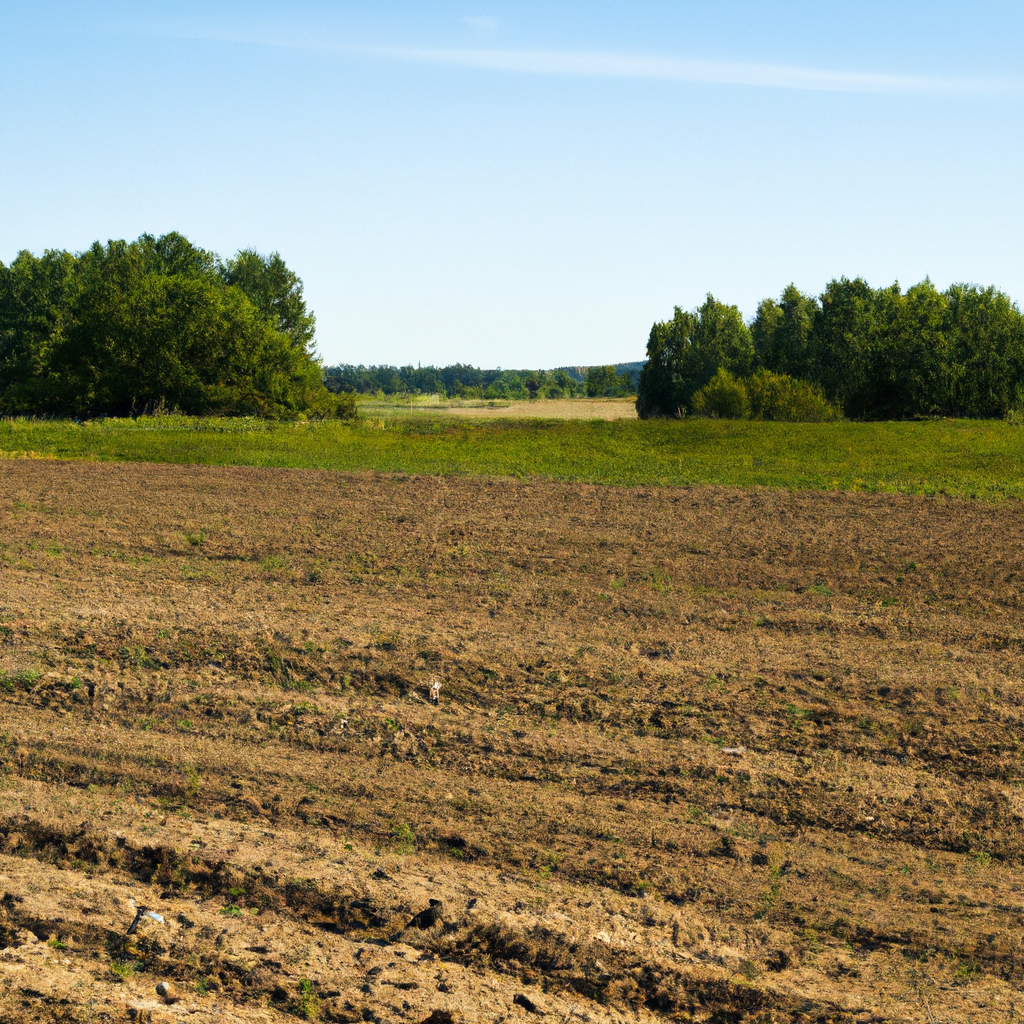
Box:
[0,459,1022,1023]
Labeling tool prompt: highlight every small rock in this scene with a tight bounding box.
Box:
[156,981,172,998]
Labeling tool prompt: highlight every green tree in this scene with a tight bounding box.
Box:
[944,284,1024,417]
[0,233,338,419]
[635,309,695,418]
[0,248,77,414]
[866,279,948,418]
[808,277,876,415]
[638,276,1024,422]
[550,370,579,397]
[752,284,818,379]
[220,249,316,350]
[636,295,752,417]
[584,365,632,397]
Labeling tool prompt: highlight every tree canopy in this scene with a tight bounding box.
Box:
[637,279,1024,420]
[323,363,640,399]
[0,233,344,419]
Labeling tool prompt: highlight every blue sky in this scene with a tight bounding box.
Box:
[2,2,1022,367]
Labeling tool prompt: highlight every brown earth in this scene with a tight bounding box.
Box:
[0,459,1022,1024]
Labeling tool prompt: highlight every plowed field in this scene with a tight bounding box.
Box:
[0,460,1022,1023]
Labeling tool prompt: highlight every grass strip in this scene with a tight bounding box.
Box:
[1,414,1022,500]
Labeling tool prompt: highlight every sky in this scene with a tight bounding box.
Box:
[2,2,1023,368]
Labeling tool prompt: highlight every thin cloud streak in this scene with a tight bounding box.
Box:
[370,46,1010,95]
[125,21,1022,96]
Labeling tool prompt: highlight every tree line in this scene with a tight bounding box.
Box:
[637,280,1024,420]
[324,362,637,399]
[0,233,350,419]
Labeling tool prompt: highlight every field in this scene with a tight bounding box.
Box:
[355,397,640,420]
[3,413,1024,500]
[0,458,1022,1023]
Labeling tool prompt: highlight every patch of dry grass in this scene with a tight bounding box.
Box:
[359,397,639,419]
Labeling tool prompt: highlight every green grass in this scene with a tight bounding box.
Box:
[2,414,1023,500]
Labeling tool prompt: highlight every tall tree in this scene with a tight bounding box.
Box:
[752,284,818,379]
[945,284,1024,417]
[221,249,316,351]
[808,277,876,415]
[636,295,752,417]
[0,248,77,414]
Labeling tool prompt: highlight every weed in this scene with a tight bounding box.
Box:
[183,767,202,798]
[755,881,782,919]
[292,978,320,1020]
[121,644,157,669]
[392,822,416,855]
[952,960,981,985]
[0,669,40,692]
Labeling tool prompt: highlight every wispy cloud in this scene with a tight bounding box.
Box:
[124,21,1021,97]
[364,46,1017,96]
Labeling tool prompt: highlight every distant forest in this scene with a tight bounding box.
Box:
[638,280,1024,421]
[324,362,643,399]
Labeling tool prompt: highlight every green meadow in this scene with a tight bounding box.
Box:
[2,412,1022,501]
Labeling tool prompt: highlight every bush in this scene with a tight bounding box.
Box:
[334,392,358,420]
[690,369,750,419]
[747,369,840,422]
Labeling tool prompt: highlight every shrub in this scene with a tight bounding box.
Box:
[690,369,750,419]
[334,391,358,420]
[746,369,840,422]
